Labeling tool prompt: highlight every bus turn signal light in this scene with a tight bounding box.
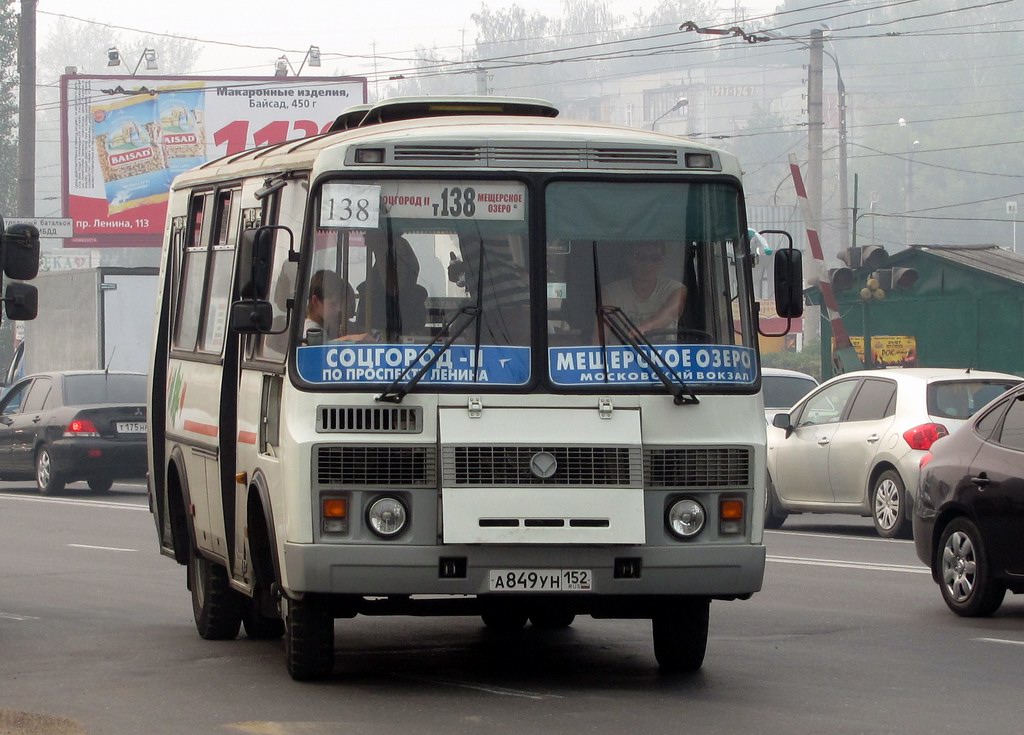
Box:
[720,498,744,535]
[321,497,349,535]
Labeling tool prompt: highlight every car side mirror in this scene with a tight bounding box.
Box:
[230,300,273,333]
[772,412,792,431]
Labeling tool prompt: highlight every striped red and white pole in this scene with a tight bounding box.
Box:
[788,154,862,373]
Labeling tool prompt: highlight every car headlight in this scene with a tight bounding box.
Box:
[666,498,706,539]
[366,496,408,538]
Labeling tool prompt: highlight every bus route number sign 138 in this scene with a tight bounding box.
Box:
[488,569,593,592]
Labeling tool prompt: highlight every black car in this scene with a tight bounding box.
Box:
[0,371,148,494]
[914,381,1024,616]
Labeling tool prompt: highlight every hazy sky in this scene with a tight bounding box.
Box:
[35,0,779,82]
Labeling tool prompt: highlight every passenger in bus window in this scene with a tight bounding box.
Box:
[304,269,364,343]
[601,242,687,341]
[356,232,428,340]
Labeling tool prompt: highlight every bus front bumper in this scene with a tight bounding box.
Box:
[282,542,765,604]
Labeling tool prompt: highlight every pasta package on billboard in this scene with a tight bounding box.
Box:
[91,95,172,215]
[157,85,207,175]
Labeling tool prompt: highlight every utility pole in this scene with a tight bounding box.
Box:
[17,0,36,217]
[807,29,823,262]
[836,57,849,255]
[475,66,488,95]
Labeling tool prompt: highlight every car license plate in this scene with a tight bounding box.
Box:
[488,569,592,592]
[116,422,147,434]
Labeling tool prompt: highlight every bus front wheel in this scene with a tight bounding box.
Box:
[284,596,335,681]
[652,597,710,673]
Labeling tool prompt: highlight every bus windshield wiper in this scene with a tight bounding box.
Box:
[596,305,699,406]
[375,305,481,403]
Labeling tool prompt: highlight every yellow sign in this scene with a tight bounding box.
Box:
[833,336,865,362]
[871,335,917,368]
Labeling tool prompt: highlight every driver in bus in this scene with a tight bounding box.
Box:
[600,241,687,341]
[304,269,369,344]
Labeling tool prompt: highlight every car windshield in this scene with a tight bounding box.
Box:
[762,375,817,409]
[63,374,147,405]
[927,380,1019,420]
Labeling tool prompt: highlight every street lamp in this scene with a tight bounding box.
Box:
[107,47,158,75]
[272,45,322,77]
[898,118,919,247]
[651,97,688,131]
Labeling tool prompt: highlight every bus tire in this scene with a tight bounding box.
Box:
[652,597,710,674]
[188,545,244,640]
[481,608,528,631]
[765,475,788,530]
[529,610,576,629]
[243,593,285,640]
[285,596,334,681]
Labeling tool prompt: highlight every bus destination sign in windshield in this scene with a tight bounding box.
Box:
[549,345,757,386]
[320,181,526,228]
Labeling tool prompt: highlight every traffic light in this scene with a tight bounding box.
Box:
[829,267,855,291]
[837,245,889,270]
[871,267,919,292]
[0,220,40,322]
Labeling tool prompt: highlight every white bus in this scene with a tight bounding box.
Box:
[148,96,803,680]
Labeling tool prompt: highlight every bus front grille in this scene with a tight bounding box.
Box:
[644,447,752,488]
[442,446,640,487]
[316,406,423,433]
[316,445,436,486]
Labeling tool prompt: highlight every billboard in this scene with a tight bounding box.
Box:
[61,74,367,248]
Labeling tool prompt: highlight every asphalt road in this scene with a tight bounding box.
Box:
[1,481,1021,735]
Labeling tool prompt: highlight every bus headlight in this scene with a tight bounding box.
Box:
[667,498,706,539]
[367,496,408,538]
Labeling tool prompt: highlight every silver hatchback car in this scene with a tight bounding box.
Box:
[766,368,1021,538]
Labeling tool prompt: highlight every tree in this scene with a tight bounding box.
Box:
[0,0,17,216]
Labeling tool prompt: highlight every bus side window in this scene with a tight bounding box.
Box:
[172,193,211,352]
[198,189,239,354]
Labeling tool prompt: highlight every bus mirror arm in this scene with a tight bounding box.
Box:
[597,306,699,406]
[376,305,482,403]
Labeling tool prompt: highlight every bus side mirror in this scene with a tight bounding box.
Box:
[2,223,41,281]
[774,248,804,319]
[238,226,282,300]
[230,300,273,333]
[4,282,38,321]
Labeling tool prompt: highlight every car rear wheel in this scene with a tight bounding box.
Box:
[937,517,1006,617]
[652,597,710,674]
[35,445,65,496]
[871,470,911,539]
[87,476,113,493]
[188,544,244,640]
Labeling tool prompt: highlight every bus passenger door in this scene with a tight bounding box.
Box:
[231,179,303,586]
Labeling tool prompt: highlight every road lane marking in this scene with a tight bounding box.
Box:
[400,674,560,699]
[768,555,929,574]
[976,637,1024,647]
[67,544,137,553]
[766,529,913,544]
[0,612,40,621]
[0,493,147,511]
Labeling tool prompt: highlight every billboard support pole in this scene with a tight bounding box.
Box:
[17,0,37,217]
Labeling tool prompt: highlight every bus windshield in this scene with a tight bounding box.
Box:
[296,179,532,389]
[545,180,757,389]
[295,177,756,391]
